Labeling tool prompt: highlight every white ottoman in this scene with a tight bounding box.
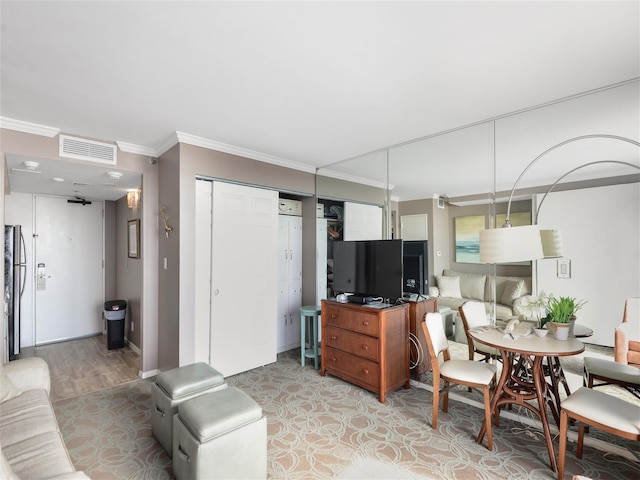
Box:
[152,362,226,456]
[173,387,267,480]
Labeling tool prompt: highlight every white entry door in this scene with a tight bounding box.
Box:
[207,181,278,377]
[34,196,104,344]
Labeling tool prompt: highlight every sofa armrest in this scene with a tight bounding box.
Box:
[2,357,51,395]
[428,286,439,297]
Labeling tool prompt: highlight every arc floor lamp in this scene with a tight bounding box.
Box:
[479,134,640,265]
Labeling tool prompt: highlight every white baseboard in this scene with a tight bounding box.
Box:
[139,369,159,379]
[125,338,141,356]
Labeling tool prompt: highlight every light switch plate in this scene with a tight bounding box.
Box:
[557,259,571,279]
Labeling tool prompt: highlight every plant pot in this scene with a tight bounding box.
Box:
[568,316,576,336]
[550,322,571,341]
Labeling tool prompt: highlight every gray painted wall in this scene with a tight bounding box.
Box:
[115,196,143,349]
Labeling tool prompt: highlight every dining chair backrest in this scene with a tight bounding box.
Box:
[424,312,448,359]
[460,301,487,330]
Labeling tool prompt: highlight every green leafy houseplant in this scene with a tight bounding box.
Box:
[565,296,587,319]
[544,296,587,324]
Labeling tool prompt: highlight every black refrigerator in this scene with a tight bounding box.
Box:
[4,225,26,361]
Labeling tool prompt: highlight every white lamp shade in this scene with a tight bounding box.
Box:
[540,229,563,258]
[479,225,544,264]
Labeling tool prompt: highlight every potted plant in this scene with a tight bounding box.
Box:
[544,295,587,340]
[565,296,587,336]
[544,296,573,340]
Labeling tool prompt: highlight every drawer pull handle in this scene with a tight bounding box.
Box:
[363,368,369,375]
[362,321,369,326]
[331,335,337,340]
[331,357,337,362]
[361,344,369,351]
[331,314,338,319]
[155,406,165,417]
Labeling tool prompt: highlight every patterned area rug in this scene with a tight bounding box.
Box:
[53,381,172,479]
[53,343,640,480]
[335,459,432,479]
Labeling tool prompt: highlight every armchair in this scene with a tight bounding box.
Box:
[614,297,640,366]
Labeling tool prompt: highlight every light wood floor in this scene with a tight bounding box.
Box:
[21,335,141,402]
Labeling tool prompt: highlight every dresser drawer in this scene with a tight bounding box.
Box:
[325,326,379,362]
[324,305,380,337]
[324,347,380,388]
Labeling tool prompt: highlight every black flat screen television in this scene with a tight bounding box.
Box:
[403,240,428,295]
[333,239,404,301]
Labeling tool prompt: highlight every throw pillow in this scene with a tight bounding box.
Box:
[0,374,22,403]
[501,279,525,306]
[459,274,486,301]
[437,276,462,298]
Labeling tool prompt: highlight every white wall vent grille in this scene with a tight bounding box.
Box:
[59,135,117,165]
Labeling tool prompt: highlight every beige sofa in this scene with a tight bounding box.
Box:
[1,357,89,479]
[429,269,532,337]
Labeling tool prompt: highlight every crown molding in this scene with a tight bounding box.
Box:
[0,116,60,137]
[155,132,180,157]
[316,167,394,191]
[116,141,158,157]
[174,131,316,174]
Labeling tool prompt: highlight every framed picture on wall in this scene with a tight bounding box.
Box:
[128,219,140,259]
[455,215,485,263]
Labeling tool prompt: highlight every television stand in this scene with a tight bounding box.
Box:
[321,299,410,403]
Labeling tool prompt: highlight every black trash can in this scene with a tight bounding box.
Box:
[105,300,127,350]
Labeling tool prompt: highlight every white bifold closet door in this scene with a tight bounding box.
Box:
[195,179,278,377]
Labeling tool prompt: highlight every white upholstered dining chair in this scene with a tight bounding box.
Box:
[421,312,497,451]
[558,387,640,480]
[459,301,499,363]
[583,297,640,399]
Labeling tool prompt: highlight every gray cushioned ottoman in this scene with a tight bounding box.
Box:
[173,387,267,480]
[151,362,226,456]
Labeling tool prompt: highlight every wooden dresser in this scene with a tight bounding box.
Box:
[320,300,410,403]
[407,298,438,377]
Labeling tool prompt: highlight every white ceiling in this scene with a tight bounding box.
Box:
[4,153,141,202]
[1,1,639,201]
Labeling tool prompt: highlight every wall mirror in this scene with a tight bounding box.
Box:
[315,81,639,348]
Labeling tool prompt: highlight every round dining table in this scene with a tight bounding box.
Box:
[468,326,584,473]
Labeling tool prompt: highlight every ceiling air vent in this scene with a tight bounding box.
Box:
[59,135,117,165]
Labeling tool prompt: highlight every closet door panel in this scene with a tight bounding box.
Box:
[210,182,278,376]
